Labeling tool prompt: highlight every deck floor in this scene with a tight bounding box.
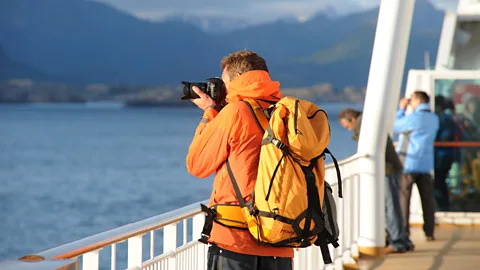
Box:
[357,225,480,270]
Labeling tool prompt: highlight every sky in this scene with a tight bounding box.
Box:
[93,0,460,24]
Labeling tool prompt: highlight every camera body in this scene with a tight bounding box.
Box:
[181,77,227,110]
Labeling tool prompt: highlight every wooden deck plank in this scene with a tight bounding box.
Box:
[356,226,480,270]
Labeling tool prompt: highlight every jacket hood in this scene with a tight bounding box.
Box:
[226,70,282,103]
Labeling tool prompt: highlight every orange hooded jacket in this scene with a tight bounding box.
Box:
[186,70,294,258]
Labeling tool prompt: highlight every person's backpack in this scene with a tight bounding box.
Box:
[199,97,342,264]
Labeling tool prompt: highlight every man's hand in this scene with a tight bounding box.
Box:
[399,98,409,110]
[191,86,216,110]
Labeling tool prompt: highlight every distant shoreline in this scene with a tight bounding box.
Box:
[0,99,363,108]
[1,80,366,106]
[0,100,195,107]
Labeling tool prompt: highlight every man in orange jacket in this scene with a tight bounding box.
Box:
[186,51,294,269]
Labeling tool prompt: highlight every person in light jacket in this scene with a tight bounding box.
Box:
[394,90,439,247]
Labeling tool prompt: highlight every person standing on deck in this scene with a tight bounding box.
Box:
[394,91,440,245]
[186,51,293,270]
[338,108,410,253]
[433,96,457,211]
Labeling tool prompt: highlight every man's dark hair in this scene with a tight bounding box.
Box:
[338,108,361,121]
[435,95,446,111]
[412,90,430,104]
[445,99,455,112]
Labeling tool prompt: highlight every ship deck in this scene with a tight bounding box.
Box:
[355,225,480,270]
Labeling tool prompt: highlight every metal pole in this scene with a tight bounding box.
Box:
[357,0,416,256]
[435,11,457,70]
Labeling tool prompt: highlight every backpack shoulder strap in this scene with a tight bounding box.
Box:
[243,99,269,133]
[221,99,270,215]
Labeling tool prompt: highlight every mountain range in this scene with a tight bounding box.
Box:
[0,46,49,81]
[0,0,444,88]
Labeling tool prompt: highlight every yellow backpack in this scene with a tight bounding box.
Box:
[199,97,342,264]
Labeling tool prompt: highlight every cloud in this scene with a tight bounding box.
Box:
[94,0,364,22]
[93,0,460,23]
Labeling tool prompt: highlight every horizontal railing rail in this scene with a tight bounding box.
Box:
[38,200,208,260]
[325,153,369,170]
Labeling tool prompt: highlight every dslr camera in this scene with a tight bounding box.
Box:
[180,77,227,110]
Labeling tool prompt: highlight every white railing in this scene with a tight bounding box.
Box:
[3,153,478,270]
[139,241,206,270]
[293,154,364,270]
[1,154,367,270]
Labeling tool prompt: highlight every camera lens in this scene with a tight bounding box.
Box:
[180,79,224,102]
[181,82,206,100]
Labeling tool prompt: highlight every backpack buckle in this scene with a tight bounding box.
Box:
[245,201,256,215]
[199,233,210,244]
[272,138,288,153]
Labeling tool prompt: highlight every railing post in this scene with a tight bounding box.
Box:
[193,213,206,269]
[128,235,143,269]
[352,174,360,259]
[111,243,116,270]
[357,0,416,257]
[83,249,101,270]
[293,249,306,270]
[336,183,344,263]
[305,247,319,270]
[341,177,357,267]
[164,223,177,269]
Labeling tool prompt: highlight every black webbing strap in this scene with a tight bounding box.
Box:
[226,159,257,215]
[257,211,295,224]
[226,160,245,207]
[323,148,343,198]
[314,230,338,264]
[198,203,216,244]
[300,157,321,246]
[317,235,333,264]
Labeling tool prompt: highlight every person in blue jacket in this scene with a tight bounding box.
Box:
[394,90,439,247]
[433,96,458,211]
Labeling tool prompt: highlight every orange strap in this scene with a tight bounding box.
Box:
[434,141,480,147]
